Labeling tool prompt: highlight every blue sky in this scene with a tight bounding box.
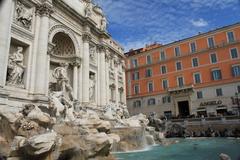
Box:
[94,0,240,51]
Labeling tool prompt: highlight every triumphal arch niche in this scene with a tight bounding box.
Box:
[0,0,126,109]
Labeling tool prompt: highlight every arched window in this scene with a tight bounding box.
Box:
[52,32,75,56]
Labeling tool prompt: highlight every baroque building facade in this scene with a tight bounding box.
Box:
[125,23,240,118]
[0,0,126,108]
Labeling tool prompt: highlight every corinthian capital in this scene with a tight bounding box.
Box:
[82,33,92,42]
[36,3,53,17]
[97,44,107,52]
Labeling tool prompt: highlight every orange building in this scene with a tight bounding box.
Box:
[125,23,240,118]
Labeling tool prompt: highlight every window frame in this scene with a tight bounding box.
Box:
[210,53,218,64]
[192,57,199,67]
[193,72,202,84]
[232,64,240,77]
[160,50,166,61]
[148,98,156,106]
[145,68,153,77]
[146,55,152,65]
[207,37,215,48]
[177,76,184,87]
[176,61,182,71]
[216,88,223,97]
[161,65,167,74]
[190,41,197,53]
[134,84,140,94]
[147,81,154,93]
[162,79,169,90]
[227,31,235,43]
[131,58,138,68]
[211,68,222,80]
[175,46,181,57]
[230,47,238,59]
[197,91,203,99]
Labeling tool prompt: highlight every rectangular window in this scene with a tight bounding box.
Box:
[177,76,184,87]
[208,37,215,48]
[132,71,139,80]
[148,98,156,105]
[232,65,240,77]
[175,47,181,57]
[160,51,166,61]
[176,61,182,70]
[161,65,167,74]
[210,53,217,64]
[197,91,203,99]
[216,88,223,96]
[148,82,154,92]
[162,96,171,104]
[227,31,235,43]
[162,79,168,90]
[190,42,196,53]
[230,48,238,59]
[237,85,240,93]
[145,68,152,77]
[212,69,222,80]
[133,100,141,108]
[134,85,140,94]
[194,73,201,84]
[132,59,138,68]
[146,55,152,64]
[192,58,199,67]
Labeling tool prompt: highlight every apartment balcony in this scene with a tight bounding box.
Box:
[168,85,194,96]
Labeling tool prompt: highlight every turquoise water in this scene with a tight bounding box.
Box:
[115,138,240,160]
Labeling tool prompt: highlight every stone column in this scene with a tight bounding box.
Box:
[29,9,41,93]
[73,61,80,99]
[114,57,119,105]
[105,52,110,104]
[98,45,106,106]
[82,33,91,103]
[0,0,14,87]
[34,3,52,95]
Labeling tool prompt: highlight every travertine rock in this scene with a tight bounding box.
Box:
[219,153,231,160]
[23,132,58,155]
[0,105,23,123]
[27,106,52,126]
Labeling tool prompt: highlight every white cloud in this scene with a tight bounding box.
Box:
[190,18,209,27]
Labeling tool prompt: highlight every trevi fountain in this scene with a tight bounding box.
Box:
[0,0,240,160]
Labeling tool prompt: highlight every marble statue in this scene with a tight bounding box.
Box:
[7,46,25,86]
[52,63,74,101]
[49,63,76,121]
[16,1,33,29]
[84,3,92,18]
[89,45,96,62]
[100,16,107,31]
[89,74,96,102]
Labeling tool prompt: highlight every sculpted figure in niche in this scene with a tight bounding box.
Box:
[89,73,96,102]
[52,63,74,101]
[89,46,96,61]
[49,63,76,121]
[7,46,25,86]
[16,1,33,29]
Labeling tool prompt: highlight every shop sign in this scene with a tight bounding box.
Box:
[200,100,222,106]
